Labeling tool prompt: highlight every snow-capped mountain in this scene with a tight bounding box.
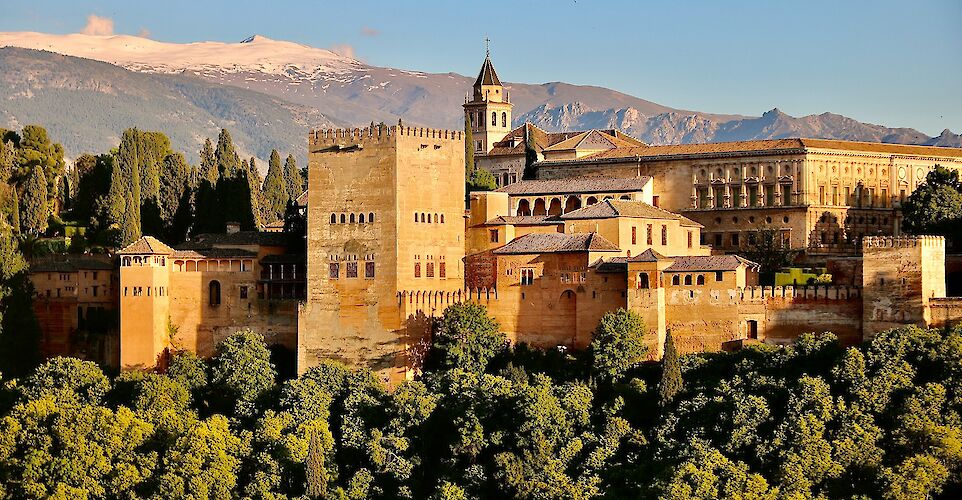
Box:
[0,31,959,151]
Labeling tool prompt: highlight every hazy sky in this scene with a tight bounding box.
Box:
[2,0,960,136]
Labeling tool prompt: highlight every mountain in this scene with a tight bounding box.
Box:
[0,46,337,167]
[0,32,959,154]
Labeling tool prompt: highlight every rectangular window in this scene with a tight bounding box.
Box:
[661,225,668,246]
[749,185,759,206]
[831,186,838,206]
[631,226,637,245]
[414,262,421,278]
[868,188,875,207]
[731,233,740,247]
[346,262,358,278]
[714,233,722,246]
[819,186,825,205]
[329,263,339,279]
[880,188,888,207]
[688,231,693,249]
[647,224,653,245]
[490,229,499,243]
[365,261,375,279]
[439,262,446,279]
[520,268,534,286]
[240,286,248,299]
[714,186,725,208]
[783,184,792,205]
[426,262,435,278]
[900,189,906,202]
[845,187,852,205]
[715,271,724,282]
[766,188,775,206]
[698,188,710,209]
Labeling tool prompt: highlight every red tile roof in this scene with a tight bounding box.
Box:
[496,176,650,196]
[493,232,620,254]
[559,200,702,227]
[119,236,174,255]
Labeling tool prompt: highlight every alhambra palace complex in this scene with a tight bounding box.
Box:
[29,54,962,384]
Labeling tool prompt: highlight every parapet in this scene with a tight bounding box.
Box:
[739,285,861,301]
[863,235,945,249]
[309,122,464,149]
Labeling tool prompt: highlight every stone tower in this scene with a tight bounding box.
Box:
[118,236,173,369]
[463,50,512,155]
[298,124,466,384]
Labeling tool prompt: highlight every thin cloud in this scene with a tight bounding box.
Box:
[330,44,357,60]
[361,26,379,37]
[81,14,114,36]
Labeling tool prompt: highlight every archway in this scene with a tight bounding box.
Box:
[586,196,598,206]
[564,197,581,213]
[547,198,562,216]
[516,199,531,216]
[554,290,578,346]
[533,198,547,216]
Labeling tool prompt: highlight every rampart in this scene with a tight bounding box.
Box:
[309,124,464,149]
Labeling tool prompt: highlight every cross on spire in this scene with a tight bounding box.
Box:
[484,37,490,57]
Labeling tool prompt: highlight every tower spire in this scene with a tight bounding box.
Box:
[484,36,490,58]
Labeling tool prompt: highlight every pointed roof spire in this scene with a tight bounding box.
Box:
[474,53,502,88]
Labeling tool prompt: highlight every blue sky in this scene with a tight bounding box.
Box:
[2,0,960,136]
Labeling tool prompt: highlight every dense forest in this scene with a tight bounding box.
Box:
[0,305,960,499]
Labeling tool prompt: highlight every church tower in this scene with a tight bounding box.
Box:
[463,47,513,155]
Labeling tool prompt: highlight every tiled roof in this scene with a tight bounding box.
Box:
[171,248,258,259]
[628,248,667,262]
[484,215,562,226]
[474,56,502,87]
[541,138,962,164]
[594,256,629,273]
[484,124,644,157]
[30,256,114,273]
[665,255,760,272]
[493,232,620,254]
[542,130,643,152]
[496,176,651,196]
[119,236,174,255]
[559,200,703,227]
[191,231,291,247]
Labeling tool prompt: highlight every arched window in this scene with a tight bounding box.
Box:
[672,275,680,285]
[440,214,445,223]
[420,213,426,223]
[684,275,693,285]
[340,214,346,223]
[638,273,650,289]
[502,112,507,127]
[414,213,418,223]
[350,213,356,223]
[369,212,375,223]
[359,213,365,223]
[330,213,336,224]
[122,257,131,267]
[434,213,439,223]
[491,111,497,126]
[696,275,705,285]
[209,280,221,306]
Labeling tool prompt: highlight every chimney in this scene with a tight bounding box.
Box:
[226,221,241,234]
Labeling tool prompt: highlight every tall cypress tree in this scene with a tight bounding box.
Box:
[116,129,143,244]
[246,157,265,228]
[283,154,303,202]
[215,129,241,178]
[658,329,682,406]
[262,149,287,221]
[523,124,539,180]
[305,429,329,498]
[200,138,217,185]
[464,113,474,176]
[19,167,49,235]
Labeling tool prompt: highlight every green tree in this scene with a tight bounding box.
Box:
[210,330,277,419]
[306,427,330,498]
[466,167,497,193]
[284,154,303,201]
[432,303,506,373]
[200,137,218,185]
[215,128,241,178]
[263,149,287,221]
[14,125,65,206]
[742,227,798,285]
[658,330,682,405]
[0,234,41,376]
[590,308,647,382]
[19,165,49,235]
[902,165,962,245]
[464,113,474,175]
[18,357,110,406]
[522,124,539,180]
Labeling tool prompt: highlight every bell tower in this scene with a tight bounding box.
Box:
[463,41,513,156]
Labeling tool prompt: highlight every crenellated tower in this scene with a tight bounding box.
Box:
[463,47,513,155]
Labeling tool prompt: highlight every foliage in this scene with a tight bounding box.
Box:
[523,125,539,180]
[0,233,41,377]
[430,303,506,373]
[284,154,303,203]
[463,113,474,175]
[658,330,682,405]
[742,227,800,285]
[466,167,497,193]
[209,330,277,419]
[902,164,962,246]
[263,149,288,221]
[590,308,647,382]
[18,166,48,235]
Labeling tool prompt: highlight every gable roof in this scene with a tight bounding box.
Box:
[171,247,259,259]
[543,129,643,153]
[484,215,562,226]
[628,248,668,262]
[119,236,174,255]
[493,232,620,255]
[559,199,702,227]
[496,176,650,196]
[474,56,502,87]
[664,255,760,272]
[484,124,644,158]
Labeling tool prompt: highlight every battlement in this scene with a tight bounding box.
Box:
[863,235,945,249]
[629,285,861,302]
[309,123,463,148]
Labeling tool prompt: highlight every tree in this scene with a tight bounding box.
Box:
[305,427,330,498]
[590,308,647,382]
[658,330,682,405]
[215,128,241,178]
[742,227,799,285]
[0,233,40,376]
[522,124,539,180]
[466,167,497,193]
[263,149,287,220]
[14,125,65,206]
[464,113,474,175]
[200,137,218,184]
[902,165,962,246]
[431,303,506,373]
[19,165,49,235]
[284,154,303,201]
[210,330,277,419]
[18,357,110,406]
[157,152,193,242]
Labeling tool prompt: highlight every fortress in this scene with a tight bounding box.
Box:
[28,53,962,384]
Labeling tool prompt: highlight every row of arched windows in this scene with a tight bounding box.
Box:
[415,212,445,224]
[330,212,375,224]
[469,111,507,129]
